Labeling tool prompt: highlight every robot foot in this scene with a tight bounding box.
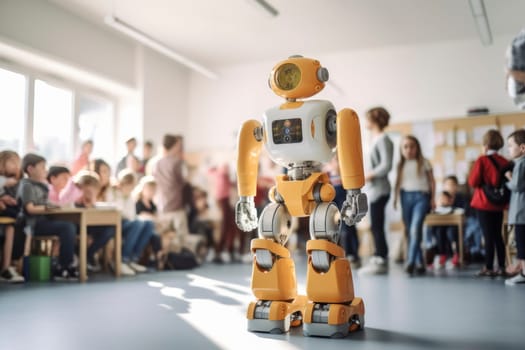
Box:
[303,301,365,338]
[247,297,307,334]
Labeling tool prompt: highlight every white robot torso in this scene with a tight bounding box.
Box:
[262,100,337,169]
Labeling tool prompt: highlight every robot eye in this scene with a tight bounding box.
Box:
[275,63,301,91]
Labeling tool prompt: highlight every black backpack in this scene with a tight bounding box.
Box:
[482,155,511,205]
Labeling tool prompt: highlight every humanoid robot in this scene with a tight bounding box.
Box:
[235,56,368,338]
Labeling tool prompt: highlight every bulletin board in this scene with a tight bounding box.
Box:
[390,112,525,185]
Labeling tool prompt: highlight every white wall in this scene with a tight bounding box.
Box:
[185,35,520,152]
[0,0,192,161]
[0,0,136,88]
[142,48,190,146]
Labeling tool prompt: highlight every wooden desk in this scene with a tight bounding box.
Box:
[44,208,121,282]
[424,212,465,266]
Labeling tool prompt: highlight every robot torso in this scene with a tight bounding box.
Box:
[262,100,337,169]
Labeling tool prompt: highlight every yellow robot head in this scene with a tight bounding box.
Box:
[269,56,329,100]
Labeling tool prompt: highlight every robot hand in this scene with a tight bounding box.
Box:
[235,196,258,232]
[341,189,368,227]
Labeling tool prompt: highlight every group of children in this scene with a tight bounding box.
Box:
[0,149,209,283]
[380,128,525,284]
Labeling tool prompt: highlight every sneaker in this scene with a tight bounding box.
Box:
[438,255,447,269]
[475,268,495,278]
[0,266,25,283]
[87,258,102,273]
[415,265,426,275]
[53,267,70,281]
[67,266,80,281]
[120,262,136,276]
[505,273,525,286]
[358,256,388,276]
[129,262,147,273]
[405,263,415,276]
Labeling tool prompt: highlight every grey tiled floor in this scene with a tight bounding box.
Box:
[1,258,523,350]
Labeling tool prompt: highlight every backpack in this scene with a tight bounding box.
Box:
[481,155,511,205]
[164,248,200,270]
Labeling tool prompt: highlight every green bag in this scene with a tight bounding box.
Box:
[28,256,51,282]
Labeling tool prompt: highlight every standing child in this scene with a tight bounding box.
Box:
[17,154,79,280]
[360,106,394,275]
[0,150,24,283]
[393,135,436,276]
[208,162,241,263]
[468,129,510,277]
[504,129,525,285]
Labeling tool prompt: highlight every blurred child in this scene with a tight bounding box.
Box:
[71,139,93,175]
[135,175,158,219]
[47,166,82,206]
[505,129,525,285]
[468,129,510,277]
[0,150,24,283]
[208,162,241,263]
[134,175,163,268]
[74,171,115,272]
[93,159,150,275]
[17,153,79,281]
[393,135,435,276]
[429,191,461,270]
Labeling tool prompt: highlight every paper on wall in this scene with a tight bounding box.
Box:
[465,147,481,162]
[472,125,497,144]
[456,129,467,146]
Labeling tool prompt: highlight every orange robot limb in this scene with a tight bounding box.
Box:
[336,108,365,190]
[246,238,307,333]
[237,119,263,197]
[302,108,366,338]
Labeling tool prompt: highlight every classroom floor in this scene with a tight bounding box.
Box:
[0,256,523,350]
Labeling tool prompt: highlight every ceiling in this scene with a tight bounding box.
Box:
[49,0,525,68]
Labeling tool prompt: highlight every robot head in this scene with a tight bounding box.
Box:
[269,56,329,100]
[507,29,525,109]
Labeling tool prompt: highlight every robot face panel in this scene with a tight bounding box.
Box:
[263,100,336,168]
[270,57,328,100]
[272,118,303,144]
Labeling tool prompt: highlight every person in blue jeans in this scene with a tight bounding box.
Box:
[393,135,435,276]
[93,159,154,275]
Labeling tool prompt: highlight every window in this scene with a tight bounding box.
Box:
[33,79,74,164]
[0,68,26,154]
[0,65,119,167]
[77,95,115,164]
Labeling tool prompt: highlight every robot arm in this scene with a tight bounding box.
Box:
[235,119,263,232]
[336,108,368,226]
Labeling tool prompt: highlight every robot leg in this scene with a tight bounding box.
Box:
[303,202,365,338]
[247,203,306,334]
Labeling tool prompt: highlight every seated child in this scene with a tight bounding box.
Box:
[0,150,24,283]
[429,190,463,269]
[74,171,115,272]
[113,169,154,274]
[134,175,163,268]
[17,154,79,281]
[47,165,82,206]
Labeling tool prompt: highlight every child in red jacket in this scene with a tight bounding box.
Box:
[468,129,510,277]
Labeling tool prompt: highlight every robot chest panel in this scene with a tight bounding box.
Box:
[262,100,337,166]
